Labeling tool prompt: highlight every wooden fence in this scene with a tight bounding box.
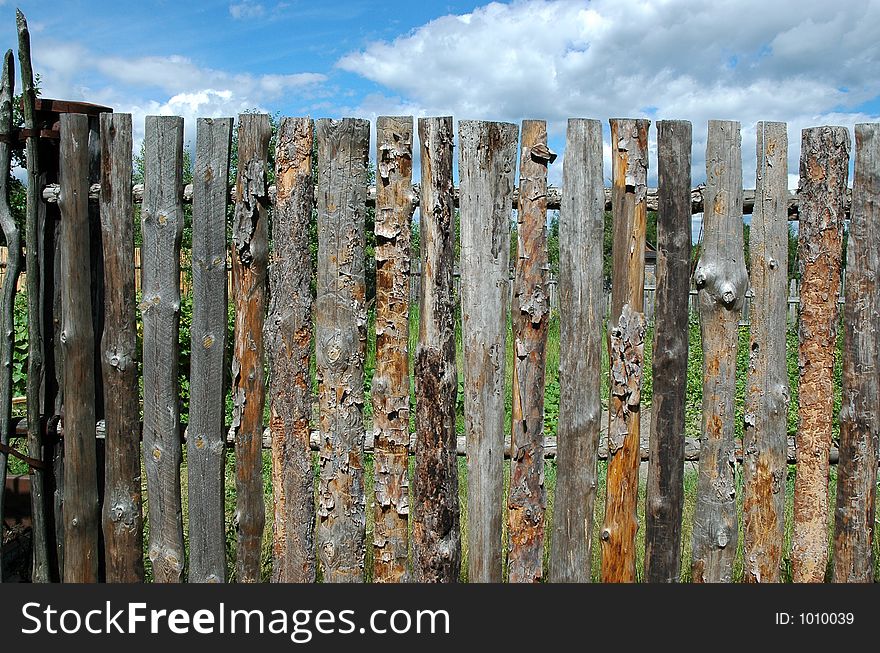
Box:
[1,17,877,585]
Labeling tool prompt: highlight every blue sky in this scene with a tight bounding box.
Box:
[2,0,879,241]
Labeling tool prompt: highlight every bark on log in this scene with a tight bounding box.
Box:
[791,126,850,583]
[507,120,552,583]
[742,122,789,584]
[141,115,185,583]
[549,119,604,583]
[459,120,517,583]
[644,120,691,583]
[412,117,461,583]
[267,117,316,583]
[231,113,271,583]
[99,112,143,583]
[59,113,99,583]
[0,51,20,584]
[188,117,232,583]
[315,118,370,583]
[372,116,414,583]
[691,120,748,583]
[832,123,876,583]
[601,118,649,583]
[18,8,51,583]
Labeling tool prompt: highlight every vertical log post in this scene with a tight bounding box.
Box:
[791,126,849,583]
[0,51,19,584]
[59,113,99,583]
[742,121,789,583]
[99,112,143,582]
[372,116,414,583]
[832,123,879,583]
[459,120,517,583]
[507,120,553,583]
[268,117,316,583]
[601,117,649,584]
[691,120,748,583]
[17,8,52,583]
[315,118,370,583]
[141,115,185,583]
[231,113,271,583]
[549,119,604,583]
[412,117,461,583]
[188,117,233,583]
[644,120,691,583]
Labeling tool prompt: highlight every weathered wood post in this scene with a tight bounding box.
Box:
[549,119,604,583]
[372,116,414,583]
[188,117,232,583]
[315,118,370,583]
[267,116,316,583]
[59,113,99,583]
[141,115,185,583]
[644,120,691,583]
[601,117,649,583]
[231,113,271,583]
[791,126,849,583]
[99,112,143,582]
[507,120,553,583]
[691,120,748,583]
[832,123,879,583]
[0,51,20,584]
[412,117,461,583]
[742,121,789,583]
[459,120,517,583]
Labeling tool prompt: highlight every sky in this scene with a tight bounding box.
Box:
[1,0,878,238]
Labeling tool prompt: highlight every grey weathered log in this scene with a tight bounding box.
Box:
[691,120,748,583]
[507,119,551,583]
[742,121,789,584]
[644,120,691,583]
[0,50,19,584]
[412,117,461,583]
[18,8,51,583]
[99,113,143,583]
[459,120,517,583]
[315,118,370,583]
[791,126,850,583]
[832,123,879,583]
[187,117,232,583]
[59,113,99,583]
[372,116,413,583]
[550,119,604,583]
[267,117,316,583]
[601,118,649,583]
[141,115,185,583]
[230,113,271,583]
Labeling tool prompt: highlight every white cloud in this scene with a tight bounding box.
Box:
[229,1,266,20]
[338,0,880,187]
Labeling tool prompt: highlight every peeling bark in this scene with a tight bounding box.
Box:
[549,119,604,583]
[141,115,185,583]
[59,113,99,583]
[601,118,649,583]
[315,118,370,583]
[267,117,316,583]
[691,120,747,583]
[791,126,849,583]
[742,122,789,583]
[644,120,691,583]
[459,120,517,583]
[372,116,414,583]
[99,112,144,583]
[832,124,875,583]
[188,117,232,583]
[507,120,552,583]
[412,117,461,583]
